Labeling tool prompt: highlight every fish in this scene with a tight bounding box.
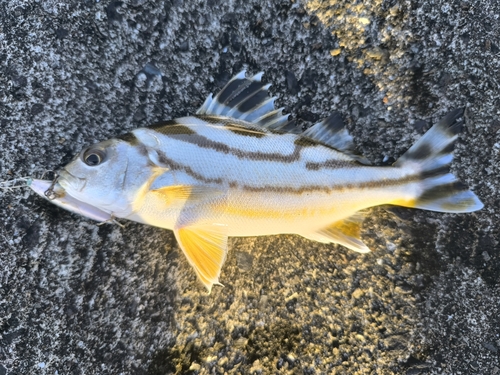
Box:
[29,71,483,292]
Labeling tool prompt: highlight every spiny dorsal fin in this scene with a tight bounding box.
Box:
[196,71,290,130]
[302,113,371,165]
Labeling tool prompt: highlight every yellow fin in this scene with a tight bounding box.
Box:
[312,214,370,253]
[152,185,192,203]
[152,185,224,205]
[174,223,228,292]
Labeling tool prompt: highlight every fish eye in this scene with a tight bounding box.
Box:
[83,148,106,166]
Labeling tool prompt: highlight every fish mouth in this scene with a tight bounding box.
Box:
[57,168,87,192]
[29,179,112,222]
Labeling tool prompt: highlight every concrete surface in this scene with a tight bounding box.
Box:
[0,0,499,374]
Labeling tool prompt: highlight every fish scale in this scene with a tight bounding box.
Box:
[29,71,483,292]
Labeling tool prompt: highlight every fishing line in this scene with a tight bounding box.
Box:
[0,177,33,192]
[0,170,58,194]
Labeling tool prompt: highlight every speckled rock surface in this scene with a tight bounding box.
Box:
[0,0,499,374]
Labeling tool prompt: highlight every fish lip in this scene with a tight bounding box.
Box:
[29,179,112,222]
[58,168,87,192]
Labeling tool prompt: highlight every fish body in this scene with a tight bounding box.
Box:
[112,117,414,236]
[30,71,483,291]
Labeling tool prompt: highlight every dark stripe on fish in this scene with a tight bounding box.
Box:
[278,120,301,134]
[198,115,274,134]
[225,125,266,138]
[149,120,196,135]
[305,159,353,171]
[155,150,225,185]
[322,112,346,133]
[163,130,305,163]
[158,118,356,164]
[418,181,467,202]
[240,175,421,194]
[153,148,420,195]
[117,132,139,145]
[294,137,319,147]
[420,165,450,179]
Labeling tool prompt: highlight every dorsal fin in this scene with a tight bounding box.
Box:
[197,72,371,157]
[302,113,371,165]
[196,71,290,130]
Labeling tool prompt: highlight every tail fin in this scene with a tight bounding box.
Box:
[394,109,483,213]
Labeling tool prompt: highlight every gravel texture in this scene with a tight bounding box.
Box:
[0,0,499,374]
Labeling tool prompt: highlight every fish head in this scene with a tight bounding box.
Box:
[57,138,139,215]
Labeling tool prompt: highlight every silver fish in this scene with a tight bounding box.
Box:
[30,71,483,291]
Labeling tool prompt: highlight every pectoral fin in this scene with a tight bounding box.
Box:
[304,214,370,253]
[174,223,229,292]
[152,185,224,206]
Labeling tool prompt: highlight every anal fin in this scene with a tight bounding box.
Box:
[174,223,229,292]
[303,214,370,253]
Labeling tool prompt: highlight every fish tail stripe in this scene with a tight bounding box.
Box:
[394,109,483,212]
[419,181,467,202]
[394,109,463,169]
